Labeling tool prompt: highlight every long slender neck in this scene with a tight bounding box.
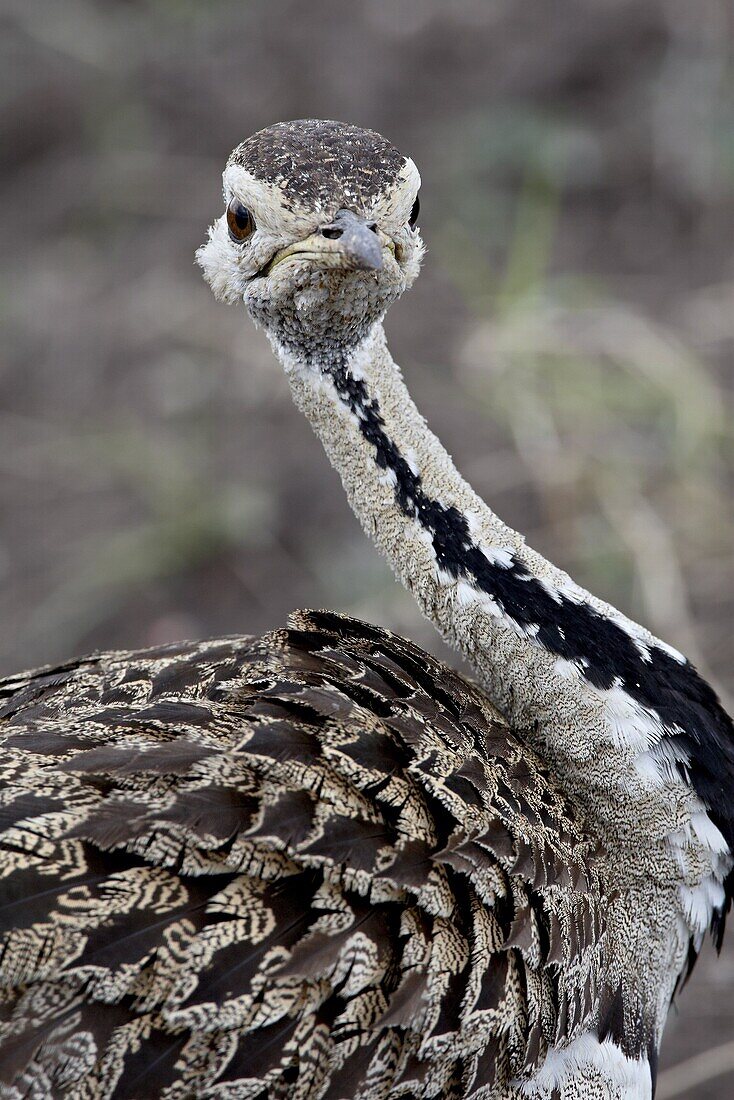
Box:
[273,320,733,939]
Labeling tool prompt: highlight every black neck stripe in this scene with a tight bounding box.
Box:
[330,358,734,913]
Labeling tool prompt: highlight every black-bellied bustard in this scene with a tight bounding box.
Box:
[1,120,732,1100]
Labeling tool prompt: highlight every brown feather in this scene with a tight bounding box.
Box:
[0,612,606,1098]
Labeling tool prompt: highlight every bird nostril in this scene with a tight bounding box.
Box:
[321,226,343,240]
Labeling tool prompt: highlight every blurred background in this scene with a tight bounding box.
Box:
[2,0,733,1093]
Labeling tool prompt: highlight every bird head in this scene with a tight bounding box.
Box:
[197,120,423,358]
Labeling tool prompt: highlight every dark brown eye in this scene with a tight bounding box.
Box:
[227,199,255,243]
[408,195,420,229]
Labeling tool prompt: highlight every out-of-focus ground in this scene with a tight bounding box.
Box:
[2,1,733,1092]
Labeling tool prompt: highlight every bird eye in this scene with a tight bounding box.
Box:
[227,199,255,243]
[408,195,420,229]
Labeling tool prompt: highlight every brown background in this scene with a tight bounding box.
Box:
[2,2,733,1094]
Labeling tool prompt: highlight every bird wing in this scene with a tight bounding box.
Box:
[0,610,610,1099]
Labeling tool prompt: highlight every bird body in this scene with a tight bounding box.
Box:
[1,613,611,1099]
[1,119,732,1098]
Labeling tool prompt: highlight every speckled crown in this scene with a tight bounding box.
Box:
[228,119,408,209]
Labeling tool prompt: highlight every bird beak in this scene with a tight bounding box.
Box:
[267,209,385,274]
[320,209,384,271]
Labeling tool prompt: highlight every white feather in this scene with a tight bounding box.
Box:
[521,1034,652,1098]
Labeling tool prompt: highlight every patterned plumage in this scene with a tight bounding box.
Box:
[1,611,608,1098]
[3,118,732,1097]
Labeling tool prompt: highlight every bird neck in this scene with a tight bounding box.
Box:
[271,319,734,942]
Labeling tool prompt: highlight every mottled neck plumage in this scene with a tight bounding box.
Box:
[273,320,734,946]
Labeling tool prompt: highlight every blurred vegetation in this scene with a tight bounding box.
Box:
[1,1,733,1093]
